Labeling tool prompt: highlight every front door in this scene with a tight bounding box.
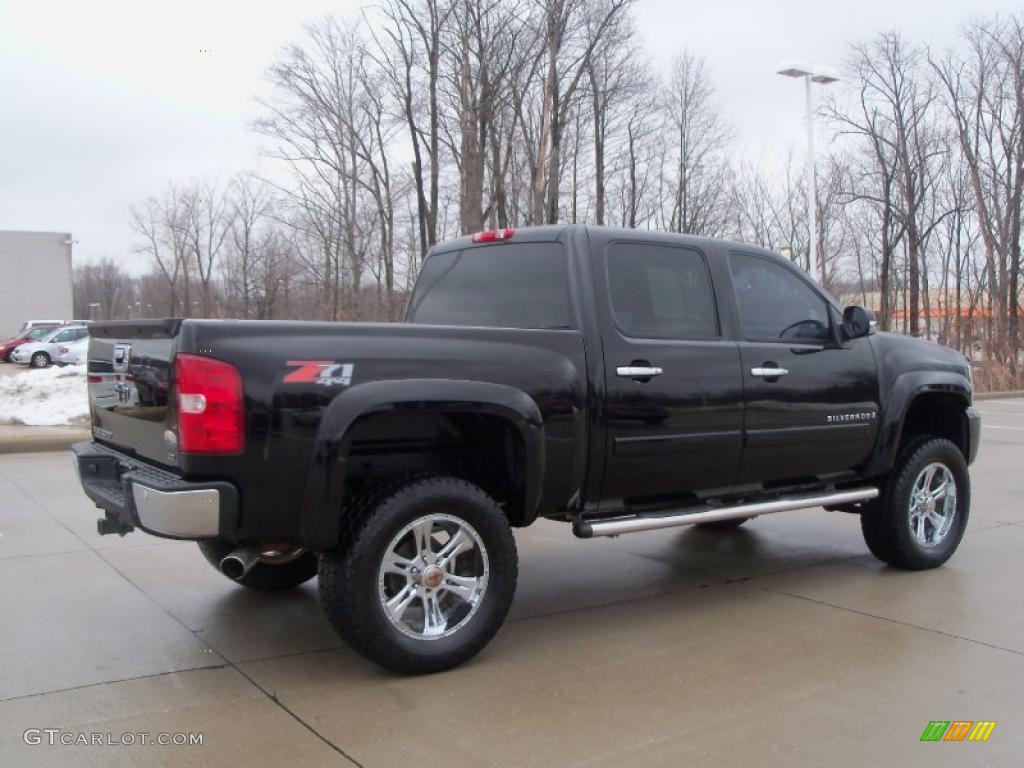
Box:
[728,251,880,487]
[598,238,743,508]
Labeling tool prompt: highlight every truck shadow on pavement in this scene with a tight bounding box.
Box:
[200,524,875,675]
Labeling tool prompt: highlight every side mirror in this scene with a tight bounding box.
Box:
[842,305,876,341]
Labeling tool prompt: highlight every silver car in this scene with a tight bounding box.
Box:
[11,326,89,367]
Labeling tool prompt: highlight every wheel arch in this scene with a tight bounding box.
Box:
[300,379,545,551]
[866,371,972,477]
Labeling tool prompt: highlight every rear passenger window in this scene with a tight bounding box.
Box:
[606,243,718,339]
[729,253,831,342]
[406,242,571,329]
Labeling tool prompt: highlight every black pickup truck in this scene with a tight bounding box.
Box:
[73,225,980,673]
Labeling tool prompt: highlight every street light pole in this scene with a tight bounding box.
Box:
[776,60,839,284]
[804,74,817,282]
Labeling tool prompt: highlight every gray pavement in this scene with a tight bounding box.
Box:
[0,401,1022,766]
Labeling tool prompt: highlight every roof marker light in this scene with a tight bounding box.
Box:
[470,228,516,244]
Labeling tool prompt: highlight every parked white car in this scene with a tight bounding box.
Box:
[11,326,89,368]
[55,336,89,365]
[18,319,66,334]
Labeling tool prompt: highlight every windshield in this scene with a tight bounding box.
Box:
[27,327,53,340]
[39,328,68,342]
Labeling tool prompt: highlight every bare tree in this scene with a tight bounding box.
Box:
[73,259,136,320]
[932,15,1024,365]
[584,10,643,225]
[531,0,633,224]
[369,0,454,259]
[256,18,379,319]
[661,52,732,236]
[130,184,193,316]
[184,178,230,317]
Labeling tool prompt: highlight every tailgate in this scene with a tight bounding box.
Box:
[88,319,181,468]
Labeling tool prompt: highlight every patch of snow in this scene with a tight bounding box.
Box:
[0,365,89,426]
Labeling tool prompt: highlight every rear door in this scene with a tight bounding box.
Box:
[596,236,743,508]
[727,251,880,486]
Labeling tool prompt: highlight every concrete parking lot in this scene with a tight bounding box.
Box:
[1,401,1022,767]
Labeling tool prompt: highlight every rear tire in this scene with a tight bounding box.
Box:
[318,476,518,674]
[861,437,969,570]
[197,539,318,590]
[30,352,50,368]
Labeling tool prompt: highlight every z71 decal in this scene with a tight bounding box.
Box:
[283,360,355,386]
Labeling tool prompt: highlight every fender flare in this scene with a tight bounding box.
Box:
[300,379,545,550]
[865,371,971,477]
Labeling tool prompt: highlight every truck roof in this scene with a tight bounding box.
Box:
[432,224,785,264]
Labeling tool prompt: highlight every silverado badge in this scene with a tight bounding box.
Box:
[827,411,877,424]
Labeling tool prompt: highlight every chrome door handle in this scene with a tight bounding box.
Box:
[617,366,663,378]
[751,366,789,378]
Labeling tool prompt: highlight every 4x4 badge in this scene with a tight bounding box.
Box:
[283,360,354,386]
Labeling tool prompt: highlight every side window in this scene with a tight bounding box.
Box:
[52,330,72,342]
[606,243,718,339]
[76,329,89,340]
[729,253,830,342]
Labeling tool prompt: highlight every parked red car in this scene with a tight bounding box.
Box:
[0,325,61,362]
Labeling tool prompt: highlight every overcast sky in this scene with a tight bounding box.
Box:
[1,0,1020,273]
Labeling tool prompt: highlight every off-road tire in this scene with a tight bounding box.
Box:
[318,476,518,675]
[197,539,318,590]
[861,437,969,570]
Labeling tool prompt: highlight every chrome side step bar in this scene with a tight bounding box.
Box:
[573,487,879,539]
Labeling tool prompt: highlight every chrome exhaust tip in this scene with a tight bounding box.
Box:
[220,545,262,580]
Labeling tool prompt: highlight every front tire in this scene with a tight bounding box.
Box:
[31,352,50,368]
[861,437,969,570]
[197,540,318,590]
[319,476,518,674]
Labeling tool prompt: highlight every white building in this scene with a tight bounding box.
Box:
[0,230,74,338]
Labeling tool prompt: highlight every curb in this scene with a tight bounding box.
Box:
[974,390,1024,401]
[0,429,90,455]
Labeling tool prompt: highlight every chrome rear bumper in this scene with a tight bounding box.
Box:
[73,442,237,540]
[131,484,221,538]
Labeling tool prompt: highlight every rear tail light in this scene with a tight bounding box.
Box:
[175,354,244,454]
[470,228,515,243]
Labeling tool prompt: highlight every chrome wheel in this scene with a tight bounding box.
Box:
[377,514,489,640]
[908,462,957,548]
